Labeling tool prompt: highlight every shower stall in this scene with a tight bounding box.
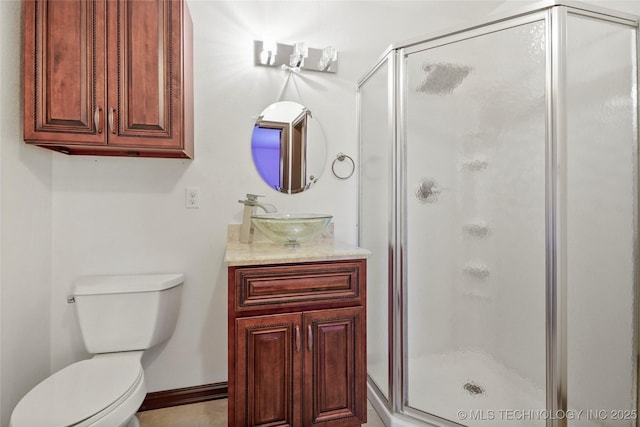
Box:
[357,2,639,426]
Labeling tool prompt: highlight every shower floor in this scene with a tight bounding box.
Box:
[407,350,545,426]
[402,351,609,426]
[368,351,614,426]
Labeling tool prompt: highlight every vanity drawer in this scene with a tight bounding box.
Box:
[232,259,365,312]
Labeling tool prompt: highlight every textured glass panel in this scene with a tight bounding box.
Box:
[566,14,638,426]
[404,20,547,425]
[359,57,392,400]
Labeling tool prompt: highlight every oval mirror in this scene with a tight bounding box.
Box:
[251,101,326,194]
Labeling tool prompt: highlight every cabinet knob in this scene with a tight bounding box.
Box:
[307,324,313,352]
[295,325,301,352]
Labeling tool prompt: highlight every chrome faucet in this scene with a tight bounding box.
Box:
[238,194,277,243]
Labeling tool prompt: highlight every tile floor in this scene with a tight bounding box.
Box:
[137,398,386,427]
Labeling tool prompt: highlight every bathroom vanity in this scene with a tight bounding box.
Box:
[225,225,369,426]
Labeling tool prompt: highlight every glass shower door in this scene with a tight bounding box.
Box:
[402,19,548,425]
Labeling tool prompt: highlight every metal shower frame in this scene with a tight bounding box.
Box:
[357,1,640,426]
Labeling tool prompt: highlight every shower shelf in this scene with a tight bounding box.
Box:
[463,222,490,237]
[462,264,490,279]
[459,289,492,300]
[461,157,488,171]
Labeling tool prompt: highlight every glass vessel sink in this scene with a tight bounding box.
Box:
[251,213,333,247]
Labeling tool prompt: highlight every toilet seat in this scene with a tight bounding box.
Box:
[10,354,144,427]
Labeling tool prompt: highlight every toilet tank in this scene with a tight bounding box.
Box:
[73,273,184,354]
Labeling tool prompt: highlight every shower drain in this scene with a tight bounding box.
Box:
[463,382,485,395]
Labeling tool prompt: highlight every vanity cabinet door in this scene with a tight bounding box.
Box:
[303,307,367,427]
[236,313,303,427]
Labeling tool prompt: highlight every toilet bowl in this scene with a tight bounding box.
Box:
[10,352,145,427]
[10,273,184,427]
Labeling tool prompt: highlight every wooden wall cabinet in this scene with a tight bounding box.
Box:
[23,0,194,158]
[228,259,367,427]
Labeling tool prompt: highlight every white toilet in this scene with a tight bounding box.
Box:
[10,273,184,427]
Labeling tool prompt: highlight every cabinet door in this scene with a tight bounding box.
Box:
[303,307,367,427]
[106,0,183,149]
[24,0,107,144]
[236,313,302,427]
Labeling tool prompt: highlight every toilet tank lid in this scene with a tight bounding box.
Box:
[74,273,184,295]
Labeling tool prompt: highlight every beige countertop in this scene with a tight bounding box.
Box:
[224,224,371,266]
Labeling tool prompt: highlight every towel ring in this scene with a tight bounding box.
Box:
[332,152,355,180]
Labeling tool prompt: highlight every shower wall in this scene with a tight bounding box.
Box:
[359,3,639,426]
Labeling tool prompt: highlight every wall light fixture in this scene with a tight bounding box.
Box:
[254,40,338,73]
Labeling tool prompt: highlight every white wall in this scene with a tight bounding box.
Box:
[0,2,53,426]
